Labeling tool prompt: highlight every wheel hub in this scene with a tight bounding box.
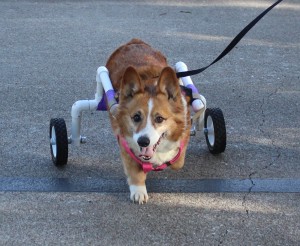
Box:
[50,126,57,158]
[206,116,215,146]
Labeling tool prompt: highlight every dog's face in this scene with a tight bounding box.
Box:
[117,66,188,164]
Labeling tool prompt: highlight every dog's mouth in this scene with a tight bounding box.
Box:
[138,133,165,161]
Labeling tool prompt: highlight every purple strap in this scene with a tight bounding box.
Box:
[97,89,117,111]
[186,84,199,94]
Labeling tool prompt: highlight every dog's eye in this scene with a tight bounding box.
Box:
[155,116,165,124]
[132,113,142,123]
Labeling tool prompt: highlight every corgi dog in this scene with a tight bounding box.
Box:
[106,39,191,204]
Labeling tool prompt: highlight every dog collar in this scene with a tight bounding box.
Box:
[117,135,185,173]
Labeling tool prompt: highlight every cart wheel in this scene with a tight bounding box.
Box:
[49,118,68,166]
[204,108,226,154]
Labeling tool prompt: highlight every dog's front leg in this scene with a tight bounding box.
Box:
[127,168,148,204]
[122,155,148,204]
[129,183,148,204]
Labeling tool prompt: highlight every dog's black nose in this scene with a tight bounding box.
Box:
[137,136,150,147]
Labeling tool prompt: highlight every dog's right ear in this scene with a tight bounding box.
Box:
[120,66,143,100]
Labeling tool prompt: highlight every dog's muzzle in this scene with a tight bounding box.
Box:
[138,133,165,161]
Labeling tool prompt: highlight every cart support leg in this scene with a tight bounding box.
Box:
[69,69,105,146]
[96,66,118,115]
[175,62,206,113]
[175,61,207,134]
[71,99,100,146]
[70,66,118,146]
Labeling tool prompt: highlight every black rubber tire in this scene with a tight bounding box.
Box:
[204,108,226,154]
[49,118,68,166]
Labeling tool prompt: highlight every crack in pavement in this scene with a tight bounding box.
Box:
[242,85,282,219]
[242,171,256,217]
[218,229,229,246]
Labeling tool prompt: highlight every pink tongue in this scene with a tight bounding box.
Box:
[140,147,154,157]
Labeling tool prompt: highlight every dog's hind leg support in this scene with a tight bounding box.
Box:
[175,62,206,113]
[96,66,118,116]
[69,66,118,146]
[69,69,105,146]
[175,62,207,134]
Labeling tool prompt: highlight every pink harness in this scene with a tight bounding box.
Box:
[118,136,185,173]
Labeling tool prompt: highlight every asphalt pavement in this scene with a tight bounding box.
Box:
[0,0,299,245]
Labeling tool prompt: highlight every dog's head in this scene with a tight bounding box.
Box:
[116,66,189,163]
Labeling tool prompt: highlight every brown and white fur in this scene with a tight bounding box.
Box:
[106,39,191,204]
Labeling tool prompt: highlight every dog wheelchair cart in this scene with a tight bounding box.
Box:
[49,62,226,166]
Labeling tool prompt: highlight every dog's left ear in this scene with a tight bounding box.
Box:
[157,67,181,101]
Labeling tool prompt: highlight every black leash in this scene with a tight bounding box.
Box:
[176,0,284,78]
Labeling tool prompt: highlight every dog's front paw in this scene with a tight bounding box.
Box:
[129,185,148,204]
